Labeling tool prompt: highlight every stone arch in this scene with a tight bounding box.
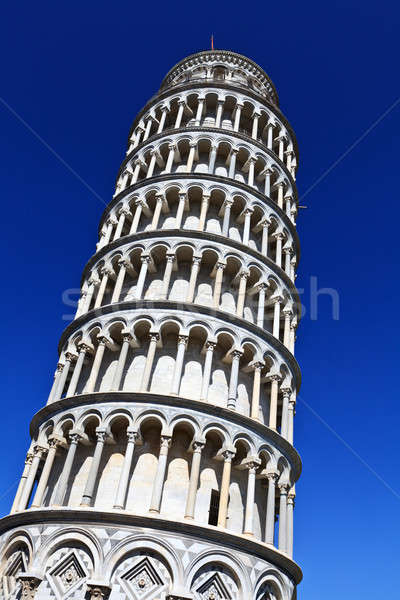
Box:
[34,527,101,575]
[255,570,289,600]
[105,535,183,591]
[187,550,250,600]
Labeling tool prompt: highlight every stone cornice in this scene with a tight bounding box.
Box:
[127,81,299,160]
[117,126,297,191]
[0,509,302,584]
[57,300,301,387]
[98,173,299,243]
[29,392,302,480]
[80,229,300,305]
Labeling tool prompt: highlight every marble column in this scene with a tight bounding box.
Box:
[264,168,272,197]
[287,490,295,557]
[113,208,131,240]
[94,268,113,309]
[174,100,185,128]
[194,97,205,125]
[243,460,260,535]
[228,147,238,179]
[272,296,282,339]
[257,283,268,328]
[171,335,188,395]
[10,453,33,514]
[175,192,186,228]
[247,157,256,187]
[252,112,260,139]
[53,432,81,506]
[111,333,132,390]
[186,256,201,303]
[18,446,46,511]
[111,259,130,303]
[236,271,249,318]
[140,333,159,391]
[157,106,169,133]
[81,429,107,506]
[261,219,270,256]
[66,344,91,397]
[217,449,235,527]
[242,209,253,245]
[267,122,274,150]
[113,429,138,509]
[222,198,233,235]
[280,388,291,439]
[186,142,197,173]
[31,437,61,508]
[161,253,175,299]
[250,362,264,420]
[283,308,292,349]
[233,102,243,131]
[135,255,150,299]
[165,143,176,173]
[149,435,171,512]
[151,195,164,229]
[198,193,210,231]
[130,200,144,234]
[265,471,278,544]
[53,352,76,402]
[213,261,225,309]
[269,375,281,430]
[184,441,205,519]
[215,98,224,128]
[47,363,64,404]
[86,337,108,393]
[227,350,242,409]
[208,142,218,174]
[200,341,216,401]
[288,394,296,445]
[278,483,289,552]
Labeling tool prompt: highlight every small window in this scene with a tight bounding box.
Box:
[208,489,220,525]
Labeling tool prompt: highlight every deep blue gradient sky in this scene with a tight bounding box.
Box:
[0,1,399,597]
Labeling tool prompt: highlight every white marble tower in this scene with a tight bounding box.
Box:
[0,50,302,600]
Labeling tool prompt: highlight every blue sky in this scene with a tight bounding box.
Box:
[0,1,399,597]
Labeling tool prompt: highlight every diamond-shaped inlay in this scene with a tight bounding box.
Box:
[119,557,165,599]
[47,551,87,599]
[196,573,233,600]
[3,550,27,597]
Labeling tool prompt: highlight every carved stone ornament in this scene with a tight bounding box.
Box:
[18,575,42,600]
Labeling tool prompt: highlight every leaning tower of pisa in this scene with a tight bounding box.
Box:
[0,51,302,600]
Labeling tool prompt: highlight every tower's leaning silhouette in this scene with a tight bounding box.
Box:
[1,50,302,600]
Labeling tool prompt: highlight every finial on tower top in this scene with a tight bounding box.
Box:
[211,34,214,50]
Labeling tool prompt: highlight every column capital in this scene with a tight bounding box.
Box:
[77,341,94,354]
[160,435,172,449]
[251,360,265,372]
[205,340,217,350]
[65,351,78,363]
[140,254,151,265]
[25,452,34,465]
[221,448,236,462]
[280,386,292,398]
[266,469,279,482]
[118,206,132,217]
[191,439,206,453]
[18,574,43,600]
[177,334,189,346]
[166,252,176,263]
[126,429,140,443]
[278,481,290,493]
[95,428,108,443]
[86,581,112,600]
[149,331,160,343]
[192,256,202,266]
[231,349,243,360]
